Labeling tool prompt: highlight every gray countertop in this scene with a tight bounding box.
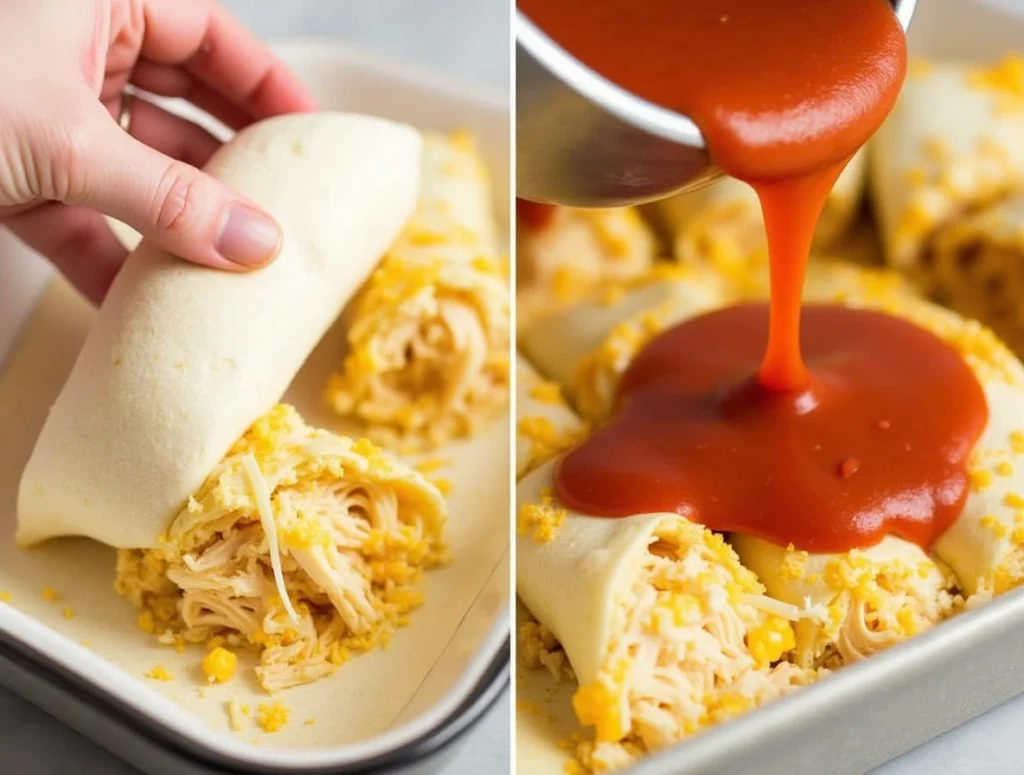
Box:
[0,2,508,774]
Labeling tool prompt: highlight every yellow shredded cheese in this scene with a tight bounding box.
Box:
[40,587,61,603]
[431,478,453,496]
[518,488,568,543]
[529,380,565,406]
[257,701,291,733]
[145,665,173,682]
[241,453,299,624]
[414,457,451,474]
[202,647,238,684]
[228,697,244,732]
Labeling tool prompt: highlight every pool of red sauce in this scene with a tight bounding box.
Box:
[520,0,989,552]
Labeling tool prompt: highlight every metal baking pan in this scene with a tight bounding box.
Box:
[635,590,1024,775]
[0,634,509,775]
[0,41,510,775]
[514,0,1024,772]
[643,2,1024,769]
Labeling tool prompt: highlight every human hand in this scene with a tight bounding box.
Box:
[0,0,317,303]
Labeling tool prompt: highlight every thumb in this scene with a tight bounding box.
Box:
[63,103,281,271]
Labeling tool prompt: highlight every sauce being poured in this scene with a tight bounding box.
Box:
[517,199,557,231]
[520,0,990,550]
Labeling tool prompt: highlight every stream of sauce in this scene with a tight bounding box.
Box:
[517,199,557,231]
[520,0,989,551]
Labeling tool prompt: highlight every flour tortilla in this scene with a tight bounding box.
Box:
[18,112,422,548]
[870,60,1024,270]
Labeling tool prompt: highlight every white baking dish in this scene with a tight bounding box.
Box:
[515,1,1024,772]
[0,41,510,774]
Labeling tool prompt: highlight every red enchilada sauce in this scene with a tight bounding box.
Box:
[520,0,989,552]
[517,199,557,231]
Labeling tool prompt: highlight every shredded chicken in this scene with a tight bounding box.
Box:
[522,519,818,772]
[326,131,510,448]
[519,619,575,683]
[799,551,957,668]
[115,405,447,692]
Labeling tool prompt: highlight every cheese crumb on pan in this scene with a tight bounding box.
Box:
[40,587,61,602]
[326,131,510,449]
[146,665,173,682]
[257,701,291,733]
[115,405,447,692]
[202,646,238,684]
[228,697,244,732]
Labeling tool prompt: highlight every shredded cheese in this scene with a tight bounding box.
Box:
[240,453,299,624]
[40,587,61,602]
[145,665,173,681]
[257,701,291,733]
[228,697,244,732]
[202,646,238,684]
[740,593,825,622]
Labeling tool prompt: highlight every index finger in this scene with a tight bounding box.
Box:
[141,0,317,119]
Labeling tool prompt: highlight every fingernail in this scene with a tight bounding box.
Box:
[215,204,281,267]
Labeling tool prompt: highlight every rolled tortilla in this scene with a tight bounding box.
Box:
[730,535,955,669]
[519,267,732,422]
[325,130,510,448]
[18,113,422,549]
[932,359,1024,601]
[518,458,815,771]
[515,355,588,481]
[516,206,657,329]
[520,265,1024,667]
[919,194,1024,355]
[870,56,1024,271]
[651,149,867,279]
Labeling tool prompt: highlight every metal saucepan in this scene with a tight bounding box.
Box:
[516,0,918,207]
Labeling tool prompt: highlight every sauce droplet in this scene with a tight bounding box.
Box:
[839,458,861,479]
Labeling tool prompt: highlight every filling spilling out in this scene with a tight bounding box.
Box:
[116,405,447,693]
[326,131,510,450]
